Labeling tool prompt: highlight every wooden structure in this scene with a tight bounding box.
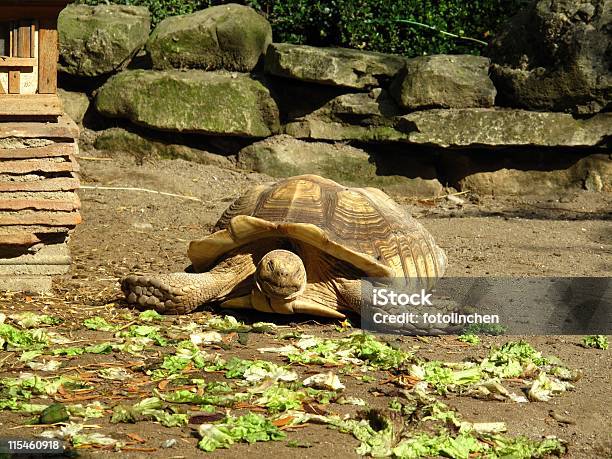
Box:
[0,1,80,293]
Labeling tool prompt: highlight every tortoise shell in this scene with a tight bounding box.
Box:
[188,175,446,284]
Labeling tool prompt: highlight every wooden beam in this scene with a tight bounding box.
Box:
[0,94,63,116]
[8,22,19,93]
[0,7,65,21]
[0,57,36,68]
[38,19,57,94]
[18,21,32,58]
[30,23,36,58]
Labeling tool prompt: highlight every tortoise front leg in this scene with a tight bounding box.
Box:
[122,252,257,314]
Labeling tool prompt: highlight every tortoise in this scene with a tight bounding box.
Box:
[121,174,447,318]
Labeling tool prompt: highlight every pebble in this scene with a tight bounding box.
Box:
[132,222,154,230]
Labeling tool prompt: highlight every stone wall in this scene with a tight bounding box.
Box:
[58,2,610,196]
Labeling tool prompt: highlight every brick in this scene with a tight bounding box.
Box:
[0,276,54,294]
[0,210,81,226]
[0,177,80,192]
[0,142,76,159]
[0,115,79,140]
[0,232,41,246]
[0,242,71,266]
[0,196,81,211]
[0,158,79,174]
[0,224,72,235]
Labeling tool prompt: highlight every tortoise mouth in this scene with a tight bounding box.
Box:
[256,278,304,300]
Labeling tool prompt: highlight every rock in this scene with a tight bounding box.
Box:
[390,55,496,110]
[283,89,407,142]
[284,118,408,142]
[95,70,280,137]
[147,4,272,72]
[396,109,611,147]
[238,135,442,196]
[94,128,235,168]
[58,4,151,77]
[58,89,89,124]
[325,89,402,118]
[488,0,611,114]
[459,154,611,195]
[265,43,406,89]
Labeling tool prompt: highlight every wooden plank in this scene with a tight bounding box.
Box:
[30,23,36,58]
[0,177,80,192]
[18,21,32,58]
[0,159,78,174]
[0,57,36,67]
[38,19,57,94]
[0,81,5,95]
[0,115,79,139]
[0,197,80,212]
[0,142,75,159]
[0,7,65,21]
[7,70,20,94]
[11,22,17,56]
[0,211,81,226]
[0,94,62,116]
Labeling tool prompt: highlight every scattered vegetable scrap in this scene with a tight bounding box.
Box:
[0,310,592,457]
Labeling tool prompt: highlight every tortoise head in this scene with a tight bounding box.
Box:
[255,249,307,300]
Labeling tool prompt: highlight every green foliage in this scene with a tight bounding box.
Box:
[74,0,527,57]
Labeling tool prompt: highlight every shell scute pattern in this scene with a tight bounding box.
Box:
[214,175,446,281]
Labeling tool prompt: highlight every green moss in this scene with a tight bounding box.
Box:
[95,70,279,136]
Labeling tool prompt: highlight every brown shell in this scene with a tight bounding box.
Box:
[189,175,446,282]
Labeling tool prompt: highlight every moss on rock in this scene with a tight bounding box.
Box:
[147,4,272,72]
[95,70,280,137]
[59,5,150,77]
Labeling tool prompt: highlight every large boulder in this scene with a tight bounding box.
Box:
[58,89,89,124]
[458,154,611,194]
[94,128,234,168]
[58,5,150,77]
[265,43,406,89]
[147,4,272,72]
[488,0,611,114]
[238,135,442,196]
[396,109,611,147]
[390,55,496,110]
[95,70,280,137]
[283,89,408,142]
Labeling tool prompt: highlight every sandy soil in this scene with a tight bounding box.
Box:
[0,153,610,458]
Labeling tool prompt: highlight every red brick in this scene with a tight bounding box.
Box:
[0,158,79,174]
[0,177,80,192]
[0,142,76,159]
[0,197,80,211]
[0,211,81,226]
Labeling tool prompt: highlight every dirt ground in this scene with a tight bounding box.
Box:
[1,152,610,458]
